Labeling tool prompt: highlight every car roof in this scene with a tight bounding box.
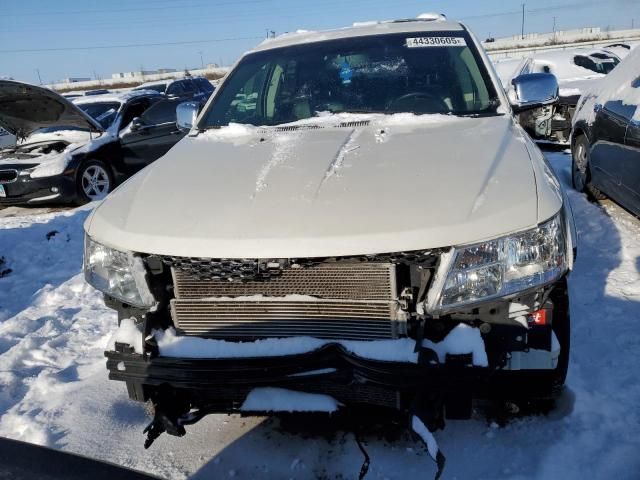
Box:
[72,89,162,105]
[137,80,169,88]
[250,17,464,53]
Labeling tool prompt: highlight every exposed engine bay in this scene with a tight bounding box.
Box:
[1,140,70,158]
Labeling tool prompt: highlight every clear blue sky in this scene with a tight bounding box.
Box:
[1,0,638,84]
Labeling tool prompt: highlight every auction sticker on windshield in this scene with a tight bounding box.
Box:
[405,37,467,48]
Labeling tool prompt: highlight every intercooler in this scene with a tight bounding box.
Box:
[169,262,406,341]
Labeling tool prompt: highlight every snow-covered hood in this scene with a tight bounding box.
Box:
[0,80,103,139]
[87,114,560,258]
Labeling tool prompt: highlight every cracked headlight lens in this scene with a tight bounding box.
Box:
[83,235,155,308]
[427,212,567,312]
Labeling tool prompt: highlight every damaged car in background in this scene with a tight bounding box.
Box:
[83,15,575,478]
[0,82,197,205]
[495,47,624,143]
[571,46,640,216]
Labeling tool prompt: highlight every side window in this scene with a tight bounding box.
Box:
[225,64,270,122]
[196,77,214,93]
[140,99,180,125]
[265,64,285,118]
[120,99,152,131]
[604,100,637,122]
[451,48,491,111]
[181,79,196,94]
[574,55,599,73]
[166,82,186,96]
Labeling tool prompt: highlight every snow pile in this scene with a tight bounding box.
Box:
[423,323,489,367]
[197,112,467,143]
[0,206,92,321]
[197,122,257,142]
[150,323,487,365]
[155,329,326,359]
[28,145,80,178]
[255,132,300,194]
[107,318,143,354]
[24,129,92,146]
[558,87,582,97]
[241,387,341,413]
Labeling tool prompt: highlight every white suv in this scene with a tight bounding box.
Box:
[83,15,575,462]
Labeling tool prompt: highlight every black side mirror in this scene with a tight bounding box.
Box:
[130,117,145,132]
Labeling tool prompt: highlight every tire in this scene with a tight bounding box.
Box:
[572,134,606,200]
[76,160,113,204]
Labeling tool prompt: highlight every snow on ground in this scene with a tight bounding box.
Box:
[0,149,639,479]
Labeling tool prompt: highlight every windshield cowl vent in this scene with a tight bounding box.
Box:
[260,120,371,133]
[339,120,370,128]
[270,125,322,132]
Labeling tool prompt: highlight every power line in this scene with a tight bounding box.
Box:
[0,0,272,17]
[459,0,603,21]
[0,36,264,54]
[0,0,423,32]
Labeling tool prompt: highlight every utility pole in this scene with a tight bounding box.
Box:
[552,16,556,42]
[521,4,525,40]
[36,68,42,85]
[198,51,204,69]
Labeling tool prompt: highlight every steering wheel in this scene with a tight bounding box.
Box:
[386,92,449,113]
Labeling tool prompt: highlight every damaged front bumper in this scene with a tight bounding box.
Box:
[106,338,560,413]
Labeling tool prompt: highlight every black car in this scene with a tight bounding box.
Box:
[0,81,198,205]
[571,49,640,216]
[132,76,214,103]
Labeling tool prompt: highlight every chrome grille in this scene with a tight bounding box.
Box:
[170,262,405,341]
[162,249,439,281]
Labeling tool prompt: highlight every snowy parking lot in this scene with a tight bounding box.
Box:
[0,149,639,479]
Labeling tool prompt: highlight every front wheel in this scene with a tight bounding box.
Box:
[572,134,606,200]
[76,160,113,204]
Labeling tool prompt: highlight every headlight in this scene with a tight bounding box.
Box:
[426,212,567,313]
[84,235,155,308]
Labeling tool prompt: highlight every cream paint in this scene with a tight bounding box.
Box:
[86,114,562,258]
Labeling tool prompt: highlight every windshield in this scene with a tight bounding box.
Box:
[201,31,499,127]
[76,101,121,129]
[600,58,619,74]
